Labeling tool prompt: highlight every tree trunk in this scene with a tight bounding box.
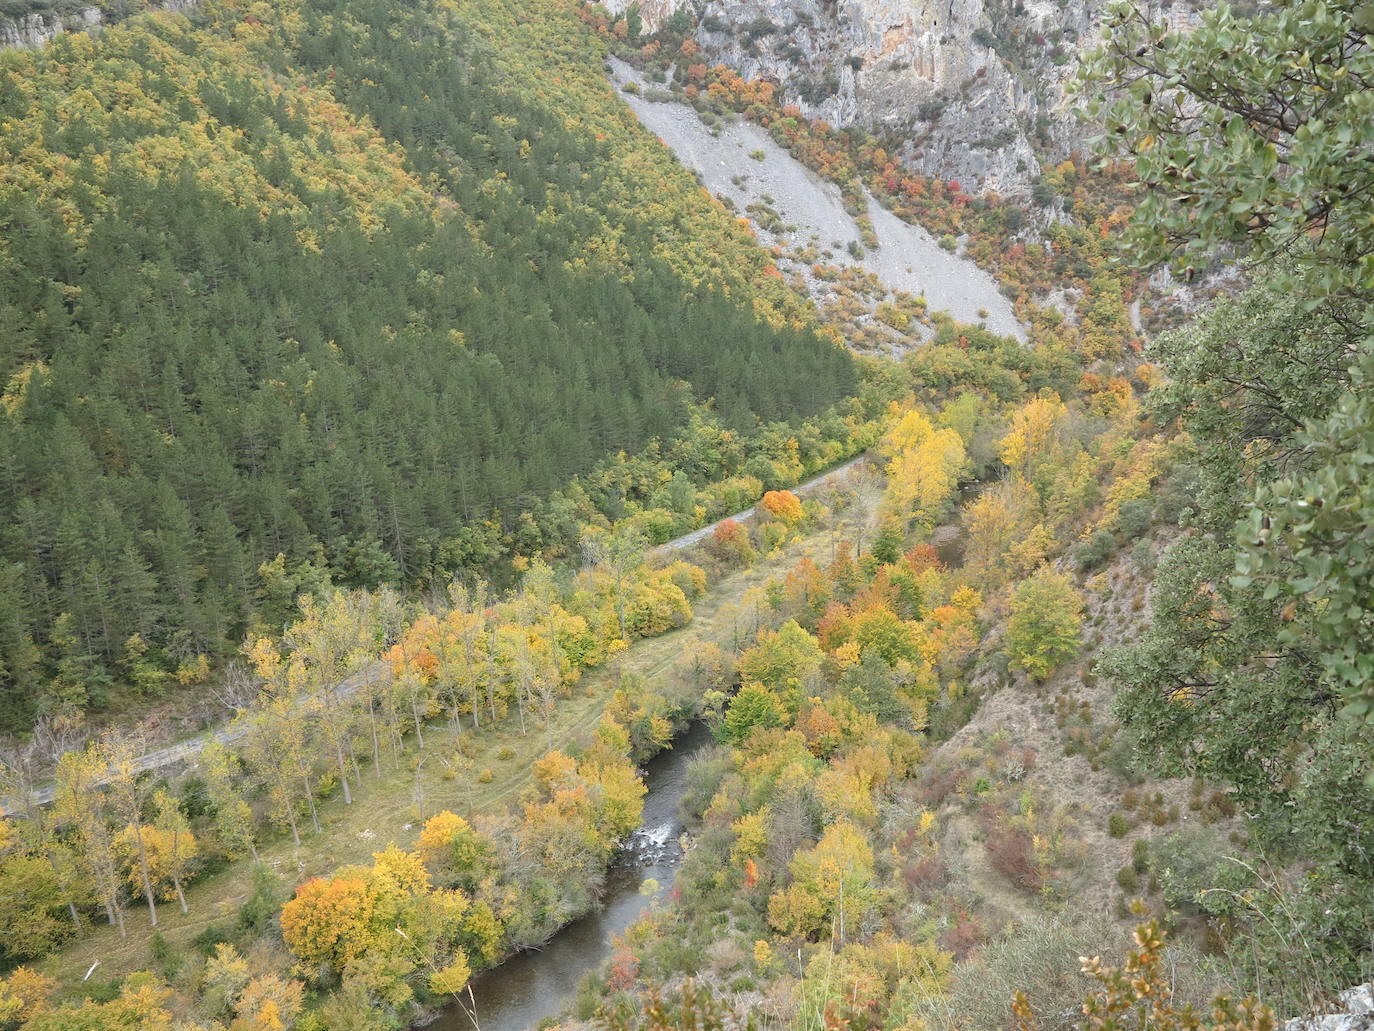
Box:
[284,798,301,847]
[409,687,426,749]
[334,741,352,805]
[301,775,321,834]
[130,821,158,927]
[367,688,382,779]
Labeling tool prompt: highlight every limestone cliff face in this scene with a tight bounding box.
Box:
[0,0,197,50]
[602,0,686,32]
[609,0,1196,195]
[0,6,103,48]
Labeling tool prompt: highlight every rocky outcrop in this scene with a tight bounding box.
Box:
[641,0,1197,196]
[601,0,686,33]
[1287,986,1374,1031]
[0,0,197,50]
[692,0,1037,192]
[0,5,103,49]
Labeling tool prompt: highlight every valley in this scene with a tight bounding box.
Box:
[0,0,1371,1029]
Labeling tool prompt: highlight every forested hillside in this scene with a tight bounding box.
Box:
[1,0,1371,1029]
[0,0,857,725]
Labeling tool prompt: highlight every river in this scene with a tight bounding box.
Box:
[428,721,716,1031]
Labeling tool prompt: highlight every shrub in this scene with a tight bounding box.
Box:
[192,924,233,957]
[1073,529,1117,572]
[917,764,969,806]
[903,855,948,896]
[149,931,180,980]
[236,863,282,936]
[679,754,733,821]
[1108,812,1130,838]
[1012,922,1272,1031]
[1116,865,1140,893]
[478,768,494,784]
[1115,499,1154,539]
[912,912,1125,1031]
[985,826,1042,892]
[939,910,986,959]
[1132,838,1150,874]
[1150,826,1252,917]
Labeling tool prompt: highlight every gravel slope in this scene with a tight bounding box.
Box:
[609,57,1024,342]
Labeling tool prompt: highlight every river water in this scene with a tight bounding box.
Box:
[429,721,715,1031]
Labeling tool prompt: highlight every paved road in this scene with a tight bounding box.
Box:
[657,453,868,553]
[10,454,868,810]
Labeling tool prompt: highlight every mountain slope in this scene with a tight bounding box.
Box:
[0,0,857,724]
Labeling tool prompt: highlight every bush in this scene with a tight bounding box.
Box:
[903,855,948,896]
[679,753,732,822]
[1108,812,1130,838]
[1073,529,1117,572]
[742,16,777,39]
[1132,838,1150,874]
[192,924,233,957]
[149,931,180,980]
[939,911,987,959]
[912,912,1125,1031]
[236,863,282,936]
[985,826,1042,892]
[1150,827,1252,917]
[1012,922,1263,1031]
[1115,498,1154,539]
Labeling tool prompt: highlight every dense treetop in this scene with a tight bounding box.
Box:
[0,0,857,723]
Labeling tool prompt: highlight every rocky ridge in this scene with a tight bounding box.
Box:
[610,55,1024,348]
[604,0,1201,195]
[0,0,195,49]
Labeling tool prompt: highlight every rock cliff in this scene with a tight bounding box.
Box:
[0,5,102,48]
[605,0,1199,195]
[1287,985,1374,1031]
[0,0,196,49]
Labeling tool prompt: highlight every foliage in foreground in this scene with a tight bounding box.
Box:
[1083,0,1374,999]
[1013,922,1275,1031]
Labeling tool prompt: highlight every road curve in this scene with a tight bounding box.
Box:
[656,453,868,554]
[11,454,868,811]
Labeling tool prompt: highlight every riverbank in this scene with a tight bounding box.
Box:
[426,721,716,1031]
